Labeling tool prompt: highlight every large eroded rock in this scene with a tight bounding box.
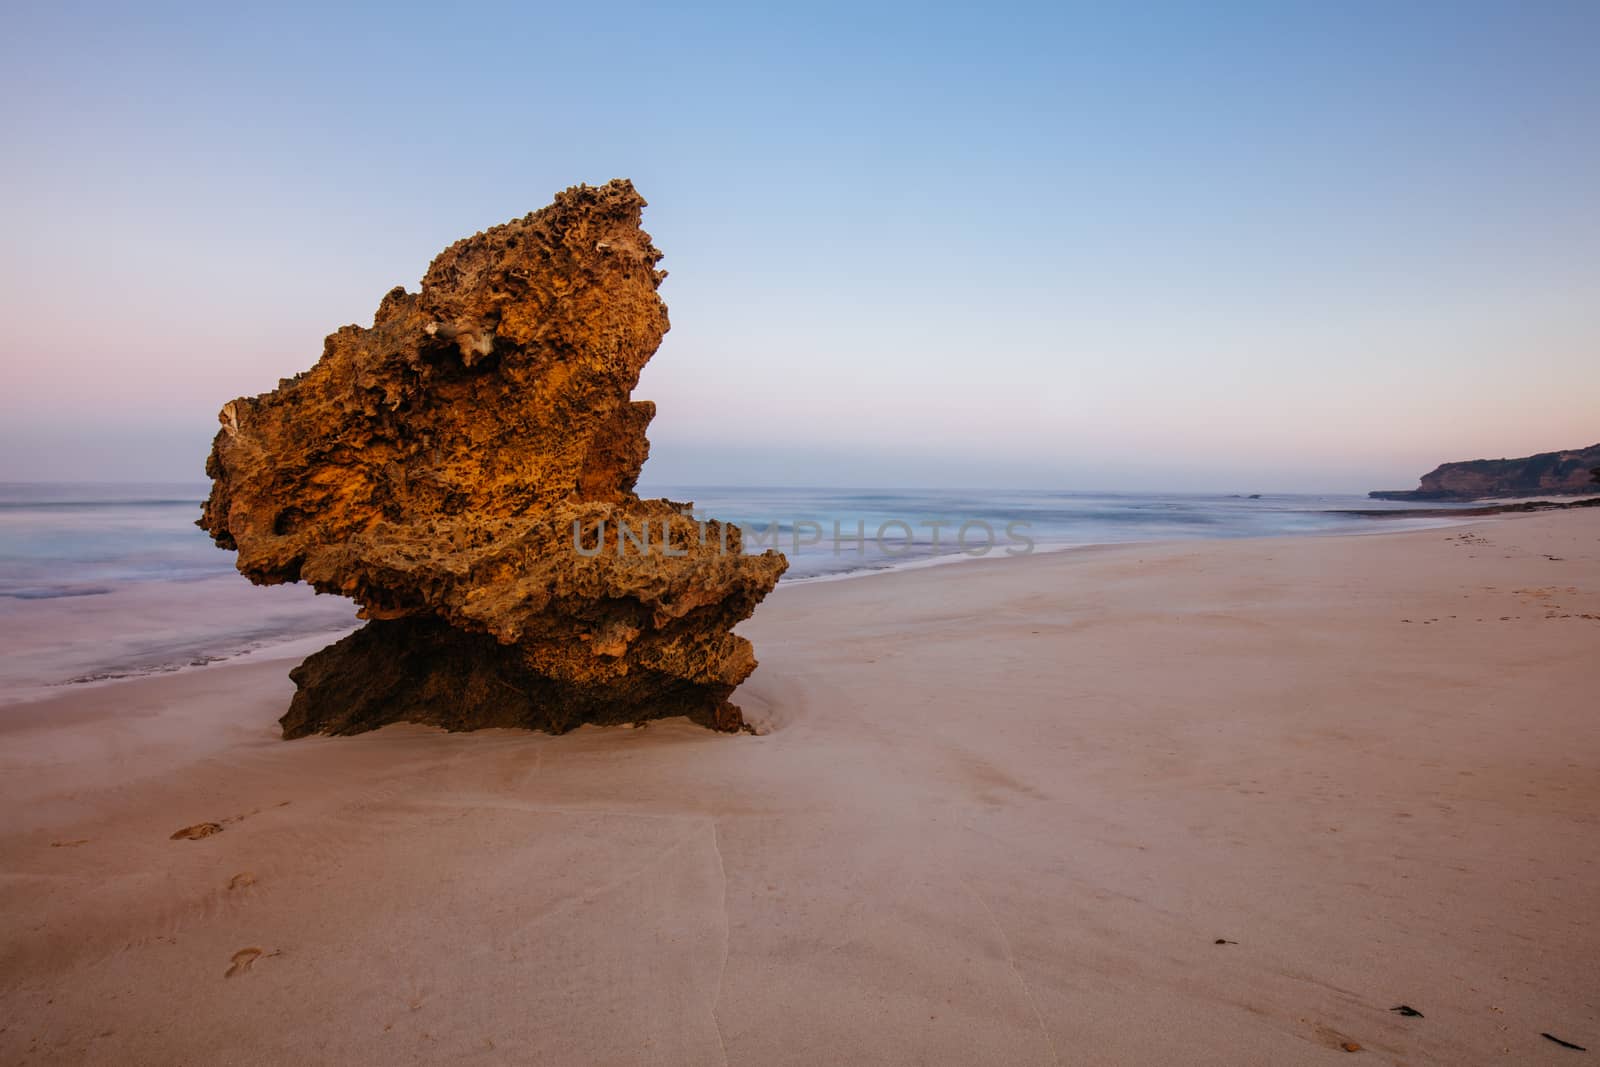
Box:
[199,179,786,737]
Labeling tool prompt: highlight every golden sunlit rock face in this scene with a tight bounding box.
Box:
[199,179,786,737]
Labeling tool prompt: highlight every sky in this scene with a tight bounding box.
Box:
[1,1,1595,493]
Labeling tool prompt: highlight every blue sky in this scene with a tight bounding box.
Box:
[2,1,1596,491]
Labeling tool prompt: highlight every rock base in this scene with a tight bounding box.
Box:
[282,618,747,739]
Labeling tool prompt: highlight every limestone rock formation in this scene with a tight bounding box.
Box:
[199,180,787,737]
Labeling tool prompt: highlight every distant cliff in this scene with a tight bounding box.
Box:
[1370,444,1600,501]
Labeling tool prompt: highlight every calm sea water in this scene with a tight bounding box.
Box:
[0,482,1469,698]
[663,485,1464,582]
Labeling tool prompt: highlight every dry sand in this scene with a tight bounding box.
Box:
[2,511,1597,1065]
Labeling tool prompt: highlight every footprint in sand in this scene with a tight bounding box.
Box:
[227,872,256,891]
[174,801,292,842]
[225,948,262,977]
[50,839,90,848]
[224,947,280,978]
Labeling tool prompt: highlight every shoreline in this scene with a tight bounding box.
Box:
[9,627,361,711]
[1336,494,1600,519]
[4,509,1479,696]
[0,574,359,707]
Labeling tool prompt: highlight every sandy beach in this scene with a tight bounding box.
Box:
[2,510,1597,1065]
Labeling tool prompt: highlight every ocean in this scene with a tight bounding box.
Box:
[0,482,1468,701]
